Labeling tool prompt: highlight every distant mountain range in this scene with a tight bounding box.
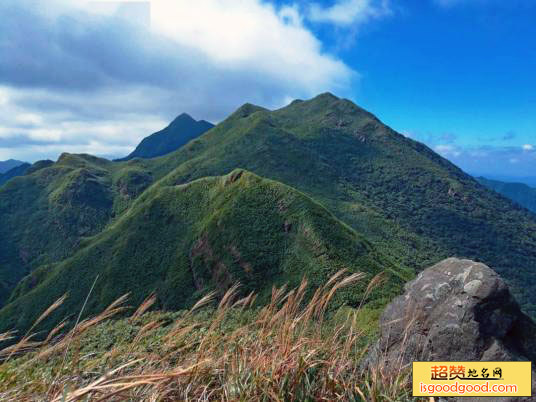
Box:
[0,114,213,188]
[1,93,536,336]
[0,162,31,186]
[0,159,25,174]
[117,113,214,161]
[477,176,536,213]
[478,175,536,188]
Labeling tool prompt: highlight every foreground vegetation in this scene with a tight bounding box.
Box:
[0,271,413,401]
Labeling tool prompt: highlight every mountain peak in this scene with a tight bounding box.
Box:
[0,159,26,174]
[286,92,340,109]
[313,92,339,101]
[118,113,214,161]
[231,103,268,119]
[169,113,196,127]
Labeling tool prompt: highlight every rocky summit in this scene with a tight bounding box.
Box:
[365,258,536,400]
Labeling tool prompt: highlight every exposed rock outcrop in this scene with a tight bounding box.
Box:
[365,257,536,401]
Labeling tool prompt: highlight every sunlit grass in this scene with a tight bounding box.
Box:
[0,271,413,401]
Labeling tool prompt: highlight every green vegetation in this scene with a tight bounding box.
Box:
[0,155,154,306]
[477,176,536,213]
[143,93,536,314]
[117,113,214,161]
[0,170,406,334]
[2,92,536,329]
[0,271,414,401]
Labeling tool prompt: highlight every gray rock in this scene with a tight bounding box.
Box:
[364,258,536,401]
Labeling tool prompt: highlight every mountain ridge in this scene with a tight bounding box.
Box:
[0,169,406,333]
[0,154,155,305]
[116,113,214,161]
[1,93,536,325]
[0,159,25,174]
[144,93,536,312]
[477,176,536,213]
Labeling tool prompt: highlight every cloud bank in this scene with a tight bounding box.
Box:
[0,0,356,161]
[308,0,391,26]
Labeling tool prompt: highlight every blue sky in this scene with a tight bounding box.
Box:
[308,0,536,177]
[0,0,534,178]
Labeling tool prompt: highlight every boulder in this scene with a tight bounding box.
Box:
[365,258,536,401]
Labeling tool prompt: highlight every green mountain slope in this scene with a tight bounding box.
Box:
[477,176,536,213]
[141,93,536,313]
[117,113,214,161]
[0,154,155,306]
[0,170,405,334]
[2,92,536,320]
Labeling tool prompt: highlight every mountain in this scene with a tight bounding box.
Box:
[477,177,536,213]
[0,155,153,306]
[0,170,406,333]
[1,93,536,329]
[145,93,536,313]
[519,177,536,187]
[0,159,25,174]
[0,162,31,186]
[117,113,214,161]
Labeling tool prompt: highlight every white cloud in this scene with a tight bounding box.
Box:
[0,0,359,161]
[60,0,352,96]
[309,0,391,26]
[0,85,168,161]
[0,88,8,106]
[434,144,461,157]
[146,0,351,92]
[522,144,534,151]
[15,113,44,127]
[0,143,134,162]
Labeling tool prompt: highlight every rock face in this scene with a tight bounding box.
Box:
[366,258,536,400]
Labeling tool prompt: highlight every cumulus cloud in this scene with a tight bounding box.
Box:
[434,144,461,157]
[0,0,356,161]
[523,144,534,151]
[0,85,168,161]
[308,0,391,26]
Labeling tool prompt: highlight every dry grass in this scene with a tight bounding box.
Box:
[0,271,413,401]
